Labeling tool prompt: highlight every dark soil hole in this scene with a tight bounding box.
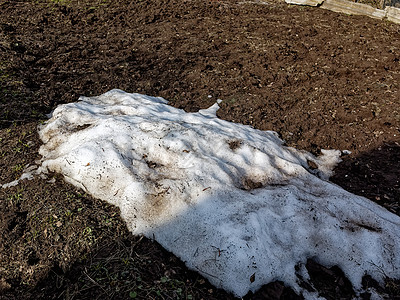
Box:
[356,223,381,233]
[75,124,91,131]
[51,263,66,276]
[10,41,26,53]
[306,159,318,170]
[306,259,354,300]
[228,139,242,150]
[8,211,28,236]
[246,280,303,300]
[362,275,382,293]
[27,251,40,266]
[7,217,18,232]
[1,23,15,32]
[146,160,159,168]
[241,178,263,190]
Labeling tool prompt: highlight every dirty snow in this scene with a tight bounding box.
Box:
[36,89,400,298]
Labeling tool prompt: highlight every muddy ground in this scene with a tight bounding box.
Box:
[0,0,399,299]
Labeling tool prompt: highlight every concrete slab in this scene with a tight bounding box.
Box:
[386,5,400,22]
[285,0,324,6]
[321,0,387,19]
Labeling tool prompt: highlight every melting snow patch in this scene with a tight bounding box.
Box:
[1,164,48,189]
[38,89,400,298]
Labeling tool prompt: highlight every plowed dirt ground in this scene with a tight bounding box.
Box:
[0,0,399,299]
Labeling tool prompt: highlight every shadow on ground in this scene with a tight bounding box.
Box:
[331,141,400,216]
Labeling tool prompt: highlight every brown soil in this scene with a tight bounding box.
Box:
[0,0,399,299]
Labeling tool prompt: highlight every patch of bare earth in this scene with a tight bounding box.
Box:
[0,0,399,299]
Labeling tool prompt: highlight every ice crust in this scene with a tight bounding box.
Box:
[38,89,400,298]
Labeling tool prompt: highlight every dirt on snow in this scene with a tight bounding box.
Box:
[0,0,399,299]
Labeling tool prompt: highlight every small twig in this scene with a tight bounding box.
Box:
[0,119,29,123]
[83,269,108,294]
[130,235,144,256]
